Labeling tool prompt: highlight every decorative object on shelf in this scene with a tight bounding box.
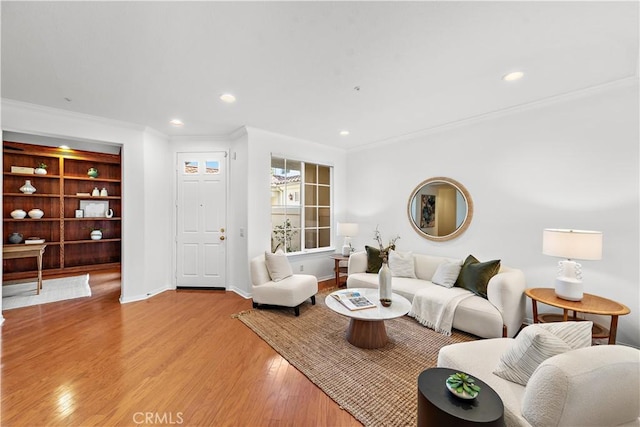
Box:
[75,209,84,218]
[106,209,114,218]
[542,228,603,301]
[92,187,100,197]
[337,222,359,256]
[80,200,109,217]
[90,229,103,240]
[10,209,27,219]
[8,232,24,244]
[374,226,400,307]
[19,180,36,194]
[88,167,99,178]
[34,163,48,175]
[100,187,108,197]
[11,166,35,174]
[28,208,44,219]
[445,372,480,399]
[25,237,45,244]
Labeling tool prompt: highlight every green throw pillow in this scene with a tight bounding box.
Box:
[365,246,383,273]
[454,254,501,299]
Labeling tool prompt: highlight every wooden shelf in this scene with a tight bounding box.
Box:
[3,140,122,277]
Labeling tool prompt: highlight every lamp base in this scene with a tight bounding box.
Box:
[554,277,583,301]
[341,245,351,256]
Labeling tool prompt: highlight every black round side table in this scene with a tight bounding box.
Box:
[417,367,504,427]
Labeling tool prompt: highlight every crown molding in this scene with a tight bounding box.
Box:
[1,98,147,132]
[350,76,639,153]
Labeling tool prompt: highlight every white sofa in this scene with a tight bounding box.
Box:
[346,251,526,338]
[438,339,640,427]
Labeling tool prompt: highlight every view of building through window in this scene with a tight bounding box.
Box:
[271,157,332,253]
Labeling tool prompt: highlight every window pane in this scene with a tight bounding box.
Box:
[305,207,317,227]
[318,207,330,227]
[305,164,317,183]
[318,186,330,206]
[271,218,301,252]
[318,165,330,185]
[319,228,331,247]
[184,161,198,174]
[305,229,317,249]
[205,160,219,174]
[305,184,316,205]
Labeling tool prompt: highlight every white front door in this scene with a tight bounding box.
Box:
[176,152,227,288]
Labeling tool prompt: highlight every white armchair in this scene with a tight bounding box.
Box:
[250,254,318,316]
[437,339,640,427]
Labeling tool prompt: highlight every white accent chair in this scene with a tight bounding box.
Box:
[437,339,640,427]
[250,254,318,316]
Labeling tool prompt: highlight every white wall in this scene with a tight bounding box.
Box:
[345,80,640,347]
[245,127,348,295]
[1,99,174,303]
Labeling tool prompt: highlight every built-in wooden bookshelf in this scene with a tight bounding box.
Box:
[3,140,121,280]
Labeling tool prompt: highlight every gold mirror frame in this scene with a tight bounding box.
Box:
[407,177,474,242]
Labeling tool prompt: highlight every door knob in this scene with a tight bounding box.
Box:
[220,236,225,241]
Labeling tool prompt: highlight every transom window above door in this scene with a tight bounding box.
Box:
[271,157,332,254]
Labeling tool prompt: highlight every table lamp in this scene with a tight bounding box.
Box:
[542,228,603,301]
[337,222,359,256]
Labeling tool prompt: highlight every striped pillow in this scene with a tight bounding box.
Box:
[493,322,592,385]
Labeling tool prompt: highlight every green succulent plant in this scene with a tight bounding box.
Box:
[446,372,481,397]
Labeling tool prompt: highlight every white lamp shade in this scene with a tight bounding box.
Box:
[337,222,359,237]
[542,229,603,260]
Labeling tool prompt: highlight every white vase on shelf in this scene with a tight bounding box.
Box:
[92,187,100,197]
[90,230,103,240]
[100,188,108,197]
[19,180,36,194]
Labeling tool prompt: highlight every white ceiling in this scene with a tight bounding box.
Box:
[2,1,638,150]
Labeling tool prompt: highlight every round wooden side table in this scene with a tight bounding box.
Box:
[417,367,504,427]
[524,288,630,344]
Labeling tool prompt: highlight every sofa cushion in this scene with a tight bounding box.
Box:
[388,250,416,278]
[264,250,293,282]
[365,246,383,273]
[493,322,593,385]
[431,261,462,288]
[455,255,501,298]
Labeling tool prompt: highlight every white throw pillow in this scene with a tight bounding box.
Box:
[431,261,462,288]
[493,321,592,385]
[388,250,416,278]
[264,250,293,282]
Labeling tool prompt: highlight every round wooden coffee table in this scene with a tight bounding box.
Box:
[525,288,630,344]
[325,288,411,349]
[417,367,504,427]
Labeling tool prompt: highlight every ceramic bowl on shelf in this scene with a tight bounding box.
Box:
[10,209,27,219]
[28,208,44,219]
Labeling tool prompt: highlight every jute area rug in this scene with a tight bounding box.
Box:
[234,291,477,427]
[2,274,91,310]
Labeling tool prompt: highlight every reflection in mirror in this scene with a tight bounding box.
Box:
[407,177,473,241]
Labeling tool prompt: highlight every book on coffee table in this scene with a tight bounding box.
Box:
[332,290,376,311]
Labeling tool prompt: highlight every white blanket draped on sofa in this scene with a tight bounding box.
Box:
[408,286,474,336]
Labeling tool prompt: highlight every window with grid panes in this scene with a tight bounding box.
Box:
[270,157,332,253]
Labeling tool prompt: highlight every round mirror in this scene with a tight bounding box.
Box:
[407,177,473,241]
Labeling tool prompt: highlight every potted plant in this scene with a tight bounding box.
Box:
[34,163,47,175]
[446,372,481,399]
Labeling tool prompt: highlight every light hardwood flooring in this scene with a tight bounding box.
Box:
[1,269,361,426]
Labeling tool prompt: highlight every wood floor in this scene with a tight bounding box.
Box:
[1,270,361,426]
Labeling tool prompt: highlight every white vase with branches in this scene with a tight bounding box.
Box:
[374,226,400,307]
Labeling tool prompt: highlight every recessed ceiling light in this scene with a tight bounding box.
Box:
[502,71,524,82]
[220,93,236,103]
[169,119,184,126]
[339,130,350,136]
